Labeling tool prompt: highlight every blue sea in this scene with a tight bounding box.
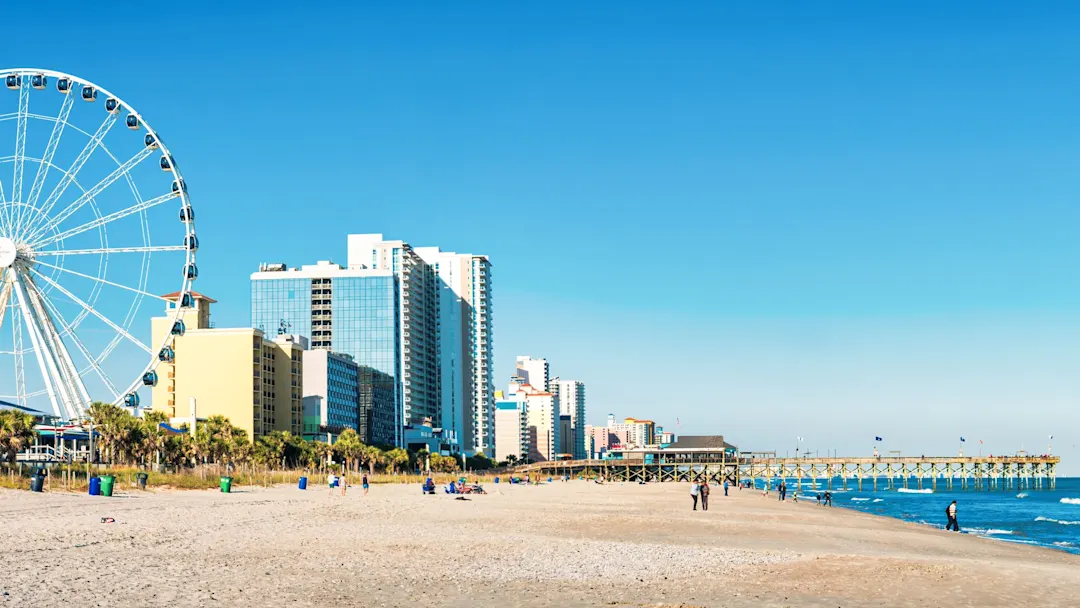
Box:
[756,477,1080,554]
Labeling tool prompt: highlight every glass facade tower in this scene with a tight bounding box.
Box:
[252,262,401,444]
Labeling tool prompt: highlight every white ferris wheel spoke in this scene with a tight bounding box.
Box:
[25,90,76,210]
[29,112,119,238]
[33,258,174,302]
[9,271,70,418]
[5,269,26,405]
[20,272,89,419]
[28,266,151,354]
[23,146,155,243]
[6,79,30,236]
[33,191,177,248]
[36,244,185,257]
[0,269,10,331]
[28,273,120,400]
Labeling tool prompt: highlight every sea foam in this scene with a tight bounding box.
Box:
[1060,498,1080,505]
[851,497,870,502]
[1035,516,1080,526]
[1016,493,1029,499]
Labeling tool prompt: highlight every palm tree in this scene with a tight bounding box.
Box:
[334,429,365,472]
[361,444,384,476]
[87,401,129,464]
[140,410,170,469]
[254,431,291,469]
[384,447,409,475]
[311,441,332,471]
[0,410,37,462]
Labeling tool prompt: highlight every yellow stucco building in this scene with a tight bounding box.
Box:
[151,292,303,440]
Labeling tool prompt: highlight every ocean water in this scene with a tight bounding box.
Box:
[755,477,1080,554]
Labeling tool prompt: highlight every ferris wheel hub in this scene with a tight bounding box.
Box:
[0,237,16,268]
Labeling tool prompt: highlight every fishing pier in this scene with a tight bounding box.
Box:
[515,450,1060,491]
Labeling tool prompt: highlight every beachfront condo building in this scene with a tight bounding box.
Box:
[301,350,360,436]
[558,415,572,456]
[586,423,628,458]
[508,379,559,462]
[515,356,549,391]
[494,394,529,463]
[415,245,495,457]
[550,378,586,459]
[151,293,304,440]
[358,365,397,447]
[251,260,402,445]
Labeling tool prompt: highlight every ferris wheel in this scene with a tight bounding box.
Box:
[0,68,197,421]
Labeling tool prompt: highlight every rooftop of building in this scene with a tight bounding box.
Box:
[668,435,738,450]
[251,259,393,279]
[161,291,217,303]
[0,400,50,417]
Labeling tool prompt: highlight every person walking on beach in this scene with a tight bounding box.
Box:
[945,500,959,531]
[362,473,369,496]
[327,472,337,497]
[340,473,347,496]
[690,480,700,510]
[823,491,832,507]
[723,480,729,496]
[699,479,710,511]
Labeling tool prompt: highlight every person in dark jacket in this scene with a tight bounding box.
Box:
[946,501,959,531]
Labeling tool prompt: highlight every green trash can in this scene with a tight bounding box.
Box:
[219,476,232,493]
[100,475,116,497]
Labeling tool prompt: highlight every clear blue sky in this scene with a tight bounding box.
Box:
[7,2,1079,469]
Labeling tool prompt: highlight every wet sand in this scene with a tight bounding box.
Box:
[1,480,1076,607]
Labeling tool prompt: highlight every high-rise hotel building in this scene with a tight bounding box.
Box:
[251,235,493,454]
[550,378,587,459]
[251,260,401,446]
[414,246,494,456]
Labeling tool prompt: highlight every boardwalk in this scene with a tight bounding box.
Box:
[516,453,1060,491]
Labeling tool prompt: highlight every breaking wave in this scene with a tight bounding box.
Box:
[1035,516,1080,526]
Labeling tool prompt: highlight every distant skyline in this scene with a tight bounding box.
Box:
[3,2,1078,471]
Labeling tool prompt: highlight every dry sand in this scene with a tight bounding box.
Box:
[2,480,1077,607]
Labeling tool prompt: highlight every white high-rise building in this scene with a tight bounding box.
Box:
[515,356,549,392]
[494,391,528,464]
[415,246,495,457]
[550,378,586,459]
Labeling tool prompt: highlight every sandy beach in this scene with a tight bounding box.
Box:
[2,480,1077,607]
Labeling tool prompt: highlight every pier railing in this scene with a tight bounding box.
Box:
[513,455,1060,490]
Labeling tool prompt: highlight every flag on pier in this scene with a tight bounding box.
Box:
[874,436,883,442]
[960,437,966,442]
